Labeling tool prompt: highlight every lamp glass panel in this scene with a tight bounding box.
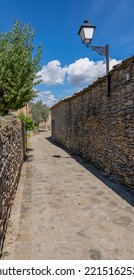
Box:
[84,27,94,40]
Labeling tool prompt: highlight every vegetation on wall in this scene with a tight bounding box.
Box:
[0,20,42,116]
[18,112,35,132]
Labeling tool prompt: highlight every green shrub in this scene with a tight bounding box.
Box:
[18,112,35,132]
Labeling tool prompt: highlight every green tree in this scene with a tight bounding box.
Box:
[31,100,49,124]
[0,20,42,115]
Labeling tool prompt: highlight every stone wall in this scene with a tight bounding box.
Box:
[51,55,134,188]
[0,116,25,254]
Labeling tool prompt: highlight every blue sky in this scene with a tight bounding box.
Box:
[1,0,134,106]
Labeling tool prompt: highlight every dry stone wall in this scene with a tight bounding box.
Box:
[0,116,25,254]
[51,56,134,188]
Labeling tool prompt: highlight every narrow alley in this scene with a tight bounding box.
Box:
[2,129,134,260]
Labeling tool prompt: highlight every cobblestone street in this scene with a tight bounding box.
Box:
[2,130,134,260]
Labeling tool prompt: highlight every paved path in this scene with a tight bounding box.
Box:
[2,130,134,259]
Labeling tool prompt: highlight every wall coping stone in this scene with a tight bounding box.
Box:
[50,55,134,110]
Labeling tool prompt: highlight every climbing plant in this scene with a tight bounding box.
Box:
[18,112,35,132]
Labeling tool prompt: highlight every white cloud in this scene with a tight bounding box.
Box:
[38,60,67,86]
[66,57,121,86]
[109,58,122,69]
[38,57,121,88]
[34,57,121,107]
[34,91,57,107]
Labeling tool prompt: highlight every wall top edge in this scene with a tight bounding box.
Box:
[50,55,134,110]
[0,116,20,128]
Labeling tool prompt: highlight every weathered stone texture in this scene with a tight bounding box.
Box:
[0,116,25,254]
[51,56,134,188]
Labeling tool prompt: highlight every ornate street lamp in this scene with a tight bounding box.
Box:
[78,20,110,96]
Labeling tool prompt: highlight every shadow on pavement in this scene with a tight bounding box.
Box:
[24,147,34,162]
[46,136,134,207]
[38,129,48,132]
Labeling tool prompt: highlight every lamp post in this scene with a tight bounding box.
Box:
[78,20,110,96]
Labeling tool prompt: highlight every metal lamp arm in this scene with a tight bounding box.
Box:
[90,44,109,74]
[91,46,107,56]
[87,43,110,96]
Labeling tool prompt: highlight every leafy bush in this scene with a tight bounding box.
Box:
[18,112,35,132]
